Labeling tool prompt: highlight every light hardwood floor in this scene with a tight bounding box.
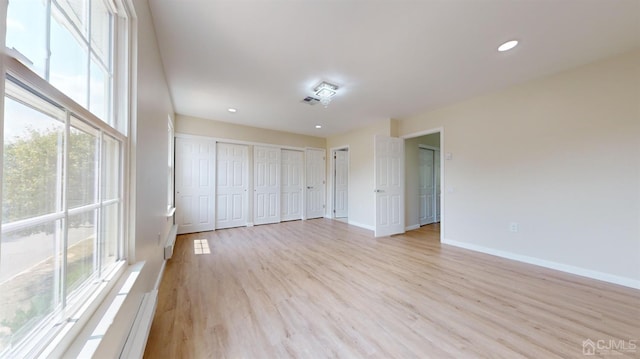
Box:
[144,219,640,358]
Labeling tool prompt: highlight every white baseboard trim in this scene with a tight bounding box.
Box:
[442,238,640,290]
[347,220,374,231]
[154,260,166,291]
[119,290,158,359]
[405,224,420,231]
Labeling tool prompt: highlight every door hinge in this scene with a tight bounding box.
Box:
[323,205,325,209]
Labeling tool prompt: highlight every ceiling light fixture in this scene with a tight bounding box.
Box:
[313,81,339,108]
[228,108,237,113]
[315,125,322,129]
[498,40,518,52]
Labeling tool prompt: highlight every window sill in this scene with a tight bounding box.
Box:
[35,261,128,358]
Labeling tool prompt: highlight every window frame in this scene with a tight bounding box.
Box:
[0,0,133,356]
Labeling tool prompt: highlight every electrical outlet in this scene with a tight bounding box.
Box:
[509,222,519,233]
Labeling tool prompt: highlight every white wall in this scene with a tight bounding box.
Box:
[398,49,640,286]
[177,115,326,149]
[131,0,175,296]
[326,119,392,229]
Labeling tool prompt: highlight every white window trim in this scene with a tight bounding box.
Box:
[1,60,128,359]
[5,57,125,142]
[0,0,135,356]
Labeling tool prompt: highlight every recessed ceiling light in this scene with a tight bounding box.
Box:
[315,125,322,129]
[228,108,237,113]
[498,40,518,52]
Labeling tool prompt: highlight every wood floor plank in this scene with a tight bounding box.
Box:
[144,219,640,358]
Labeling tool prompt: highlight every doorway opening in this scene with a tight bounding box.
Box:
[330,147,349,223]
[403,130,443,241]
[418,145,440,226]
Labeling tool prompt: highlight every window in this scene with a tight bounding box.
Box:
[1,0,129,356]
[6,0,117,130]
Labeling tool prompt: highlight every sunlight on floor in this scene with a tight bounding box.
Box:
[193,239,210,255]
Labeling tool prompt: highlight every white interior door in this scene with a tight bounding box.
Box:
[175,137,216,234]
[435,150,441,222]
[216,143,248,229]
[281,149,303,221]
[334,150,348,218]
[419,148,435,225]
[374,135,404,237]
[305,148,326,219]
[254,146,280,225]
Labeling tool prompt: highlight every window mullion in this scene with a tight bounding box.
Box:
[96,132,103,276]
[45,0,52,81]
[86,0,93,111]
[60,110,71,310]
[51,0,91,49]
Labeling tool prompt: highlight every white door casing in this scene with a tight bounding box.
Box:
[374,135,404,237]
[216,143,249,229]
[175,137,216,234]
[334,150,348,218]
[254,146,281,225]
[305,148,326,219]
[435,149,441,222]
[419,147,435,225]
[281,149,303,221]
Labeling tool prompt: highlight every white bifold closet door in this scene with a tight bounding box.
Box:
[334,150,348,218]
[216,143,249,229]
[254,146,281,225]
[281,149,303,221]
[305,148,326,219]
[175,137,216,234]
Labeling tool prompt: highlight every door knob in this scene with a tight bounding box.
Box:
[307,186,314,189]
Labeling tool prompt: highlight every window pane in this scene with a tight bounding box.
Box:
[89,58,109,121]
[6,0,48,77]
[68,119,98,209]
[100,203,119,271]
[91,0,112,64]
[50,6,89,108]
[102,135,120,201]
[3,98,65,223]
[0,221,62,353]
[66,211,97,295]
[57,0,89,38]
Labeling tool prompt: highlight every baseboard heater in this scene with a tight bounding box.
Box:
[119,289,158,359]
[164,224,179,260]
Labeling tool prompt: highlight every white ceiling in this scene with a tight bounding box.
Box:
[148,0,640,137]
